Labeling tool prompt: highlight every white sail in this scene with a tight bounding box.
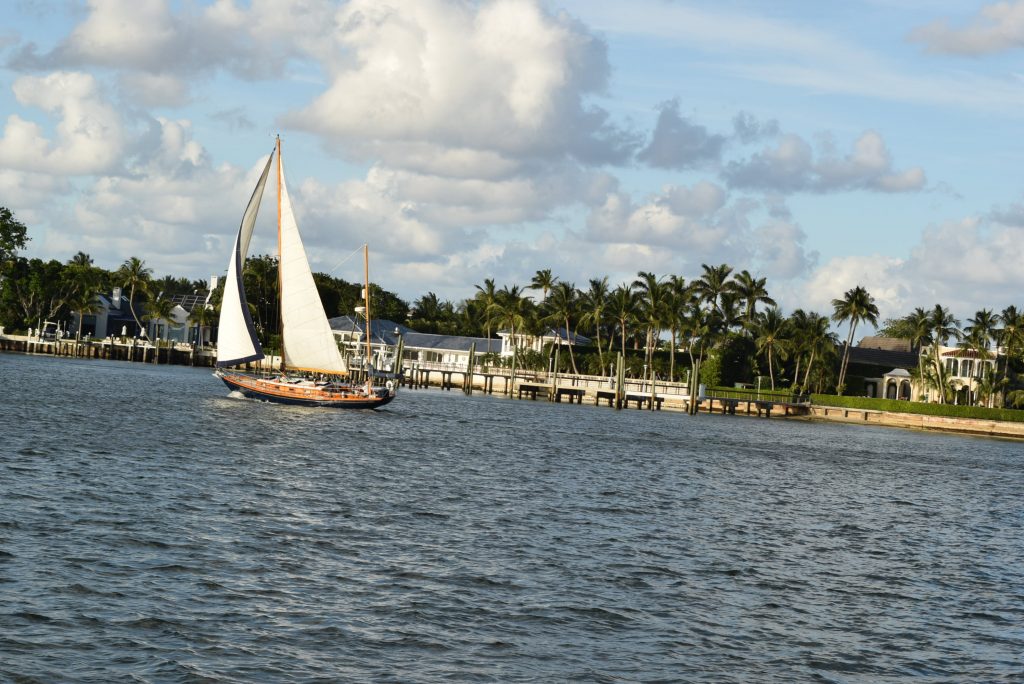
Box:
[278,157,347,373]
[216,151,274,367]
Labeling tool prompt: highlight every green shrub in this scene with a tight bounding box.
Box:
[810,394,1024,423]
[700,352,722,388]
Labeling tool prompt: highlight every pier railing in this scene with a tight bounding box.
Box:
[402,360,693,396]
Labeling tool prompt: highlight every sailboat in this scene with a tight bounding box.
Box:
[213,137,397,409]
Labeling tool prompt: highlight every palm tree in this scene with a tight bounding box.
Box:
[118,257,153,335]
[964,309,999,349]
[65,258,103,342]
[607,284,636,361]
[999,305,1022,355]
[682,303,715,411]
[928,304,960,403]
[545,281,580,375]
[718,291,745,333]
[665,275,694,382]
[489,285,532,386]
[734,270,775,331]
[929,304,961,347]
[962,308,1000,406]
[632,271,668,376]
[411,292,459,334]
[695,263,735,315]
[145,291,178,342]
[753,307,789,390]
[998,305,1023,385]
[69,251,93,267]
[530,269,557,303]
[189,303,216,349]
[903,306,932,400]
[474,278,499,353]
[831,285,879,394]
[800,312,839,392]
[579,277,610,375]
[787,309,812,388]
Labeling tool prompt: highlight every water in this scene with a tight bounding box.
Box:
[1,353,1022,682]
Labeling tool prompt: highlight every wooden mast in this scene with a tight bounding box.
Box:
[277,135,285,374]
[364,243,371,385]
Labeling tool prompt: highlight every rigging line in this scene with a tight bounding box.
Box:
[324,244,366,279]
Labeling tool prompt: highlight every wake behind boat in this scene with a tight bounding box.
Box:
[213,137,397,409]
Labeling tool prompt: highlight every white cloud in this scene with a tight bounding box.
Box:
[797,254,908,321]
[636,99,725,170]
[118,72,190,108]
[283,0,634,171]
[794,217,1024,322]
[24,0,178,70]
[0,71,124,175]
[584,182,816,280]
[752,220,818,280]
[723,130,926,194]
[8,0,309,87]
[0,170,72,231]
[910,2,1024,55]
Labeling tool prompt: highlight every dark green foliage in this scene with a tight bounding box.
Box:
[700,351,722,387]
[0,207,29,263]
[843,375,866,396]
[0,257,79,329]
[717,333,755,387]
[151,275,195,298]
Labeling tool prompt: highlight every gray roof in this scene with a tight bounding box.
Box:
[858,335,913,352]
[403,332,497,353]
[328,316,412,345]
[847,345,918,370]
[328,316,496,352]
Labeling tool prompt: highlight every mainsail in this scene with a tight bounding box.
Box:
[215,151,274,367]
[277,155,347,374]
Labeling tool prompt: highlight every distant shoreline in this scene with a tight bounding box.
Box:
[3,338,1021,440]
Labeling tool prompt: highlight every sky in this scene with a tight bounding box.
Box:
[2,0,1024,327]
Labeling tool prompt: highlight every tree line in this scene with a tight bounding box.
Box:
[408,272,1022,408]
[2,207,1022,407]
[0,208,407,349]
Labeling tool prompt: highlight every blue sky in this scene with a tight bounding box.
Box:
[2,0,1023,326]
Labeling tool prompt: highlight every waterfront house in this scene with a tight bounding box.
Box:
[329,316,495,370]
[72,288,212,345]
[154,293,213,345]
[848,336,919,400]
[328,316,590,371]
[71,287,143,339]
[939,346,1001,406]
[849,335,1003,406]
[496,327,591,357]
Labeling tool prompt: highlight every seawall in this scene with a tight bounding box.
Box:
[807,405,1024,440]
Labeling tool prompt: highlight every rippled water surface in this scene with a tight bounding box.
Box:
[1,353,1022,682]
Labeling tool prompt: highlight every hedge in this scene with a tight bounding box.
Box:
[809,394,1024,423]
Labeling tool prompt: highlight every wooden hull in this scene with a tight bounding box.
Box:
[215,371,395,409]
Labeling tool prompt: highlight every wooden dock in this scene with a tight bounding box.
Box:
[0,334,216,366]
